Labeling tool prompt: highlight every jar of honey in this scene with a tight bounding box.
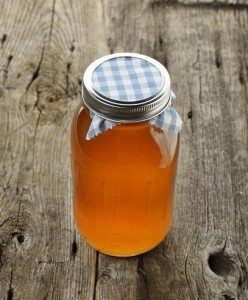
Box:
[71,53,182,257]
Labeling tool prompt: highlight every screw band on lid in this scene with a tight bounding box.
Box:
[83,53,171,122]
[82,53,182,140]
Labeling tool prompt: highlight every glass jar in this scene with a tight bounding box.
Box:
[71,53,181,257]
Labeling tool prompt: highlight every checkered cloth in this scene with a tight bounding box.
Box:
[92,57,163,102]
[86,91,182,140]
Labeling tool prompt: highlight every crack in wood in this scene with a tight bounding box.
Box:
[0,245,3,270]
[25,0,56,93]
[193,49,201,71]
[0,215,12,228]
[69,42,75,53]
[77,78,82,86]
[236,254,248,296]
[199,74,203,104]
[137,255,148,299]
[71,236,78,259]
[15,188,28,228]
[16,234,25,244]
[215,54,222,69]
[32,112,42,172]
[187,111,193,119]
[65,62,71,97]
[107,37,114,54]
[214,28,222,71]
[92,252,99,300]
[155,37,168,68]
[34,87,42,114]
[31,87,44,178]
[158,36,163,52]
[49,0,56,42]
[222,292,236,300]
[1,33,7,48]
[184,252,195,299]
[149,0,248,10]
[100,0,106,24]
[7,267,13,300]
[15,192,21,228]
[3,55,13,85]
[25,47,45,92]
[139,38,144,53]
[64,62,79,99]
[239,70,245,85]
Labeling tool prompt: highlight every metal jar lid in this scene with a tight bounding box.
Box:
[82,53,172,122]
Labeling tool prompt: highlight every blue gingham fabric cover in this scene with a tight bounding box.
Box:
[86,56,182,140]
[92,56,163,102]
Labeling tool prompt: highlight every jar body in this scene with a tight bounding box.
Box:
[71,105,179,257]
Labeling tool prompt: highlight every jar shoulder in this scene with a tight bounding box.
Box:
[71,106,179,166]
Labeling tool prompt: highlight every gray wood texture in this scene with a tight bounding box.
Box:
[0,0,247,299]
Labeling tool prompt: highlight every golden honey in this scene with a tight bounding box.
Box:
[71,106,179,256]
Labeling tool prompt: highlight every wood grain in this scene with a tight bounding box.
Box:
[0,0,247,299]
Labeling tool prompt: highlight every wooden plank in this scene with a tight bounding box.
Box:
[96,1,248,299]
[0,0,247,299]
[0,0,107,299]
[0,1,56,297]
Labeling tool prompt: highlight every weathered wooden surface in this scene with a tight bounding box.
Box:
[0,0,247,299]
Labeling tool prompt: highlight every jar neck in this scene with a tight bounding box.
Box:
[84,105,151,130]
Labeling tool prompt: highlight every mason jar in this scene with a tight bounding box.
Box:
[71,53,182,257]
